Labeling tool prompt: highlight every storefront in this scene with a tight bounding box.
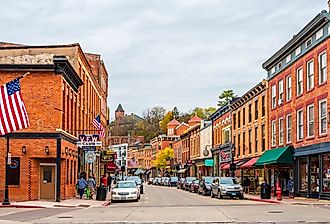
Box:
[255,146,294,197]
[212,143,232,177]
[294,142,330,199]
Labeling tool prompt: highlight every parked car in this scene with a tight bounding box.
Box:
[169,176,179,187]
[177,178,185,189]
[184,177,196,191]
[163,177,170,186]
[148,178,154,185]
[198,176,214,196]
[126,176,144,194]
[211,177,243,199]
[154,177,161,185]
[190,179,200,193]
[111,181,140,202]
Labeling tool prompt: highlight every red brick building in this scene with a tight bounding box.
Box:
[0,43,109,202]
[262,10,330,198]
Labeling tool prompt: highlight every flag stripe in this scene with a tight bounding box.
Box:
[0,86,13,132]
[13,92,23,130]
[18,92,29,127]
[8,93,20,131]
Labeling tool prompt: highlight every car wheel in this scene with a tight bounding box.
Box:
[211,190,215,198]
[202,190,206,196]
[134,198,138,202]
[239,195,244,200]
[217,191,222,199]
[198,190,201,195]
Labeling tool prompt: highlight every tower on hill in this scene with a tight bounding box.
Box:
[115,104,125,121]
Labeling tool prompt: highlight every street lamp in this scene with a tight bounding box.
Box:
[230,144,236,177]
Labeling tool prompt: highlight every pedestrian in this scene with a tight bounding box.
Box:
[101,174,108,187]
[243,177,251,194]
[107,173,112,192]
[77,176,88,199]
[87,175,96,199]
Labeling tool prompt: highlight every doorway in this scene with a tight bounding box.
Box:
[40,164,56,200]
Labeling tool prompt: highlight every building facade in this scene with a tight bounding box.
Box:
[262,10,330,198]
[0,43,109,202]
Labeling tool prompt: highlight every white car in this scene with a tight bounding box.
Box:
[111,181,140,202]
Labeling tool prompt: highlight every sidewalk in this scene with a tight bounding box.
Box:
[0,192,112,209]
[244,193,330,206]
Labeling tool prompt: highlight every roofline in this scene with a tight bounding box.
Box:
[262,10,330,70]
[0,43,80,50]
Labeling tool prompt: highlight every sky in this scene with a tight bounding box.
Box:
[0,0,327,119]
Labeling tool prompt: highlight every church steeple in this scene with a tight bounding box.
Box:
[115,104,125,121]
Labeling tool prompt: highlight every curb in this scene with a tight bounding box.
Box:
[0,204,46,209]
[244,197,281,204]
[101,200,111,207]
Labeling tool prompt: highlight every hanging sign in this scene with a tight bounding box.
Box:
[77,134,102,147]
[85,151,96,163]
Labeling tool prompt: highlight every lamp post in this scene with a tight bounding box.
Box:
[230,144,236,178]
[2,136,10,205]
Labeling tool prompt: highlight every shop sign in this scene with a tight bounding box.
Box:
[204,159,214,167]
[82,146,96,151]
[85,151,96,163]
[77,134,102,147]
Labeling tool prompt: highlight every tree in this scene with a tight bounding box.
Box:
[172,106,180,119]
[217,90,236,107]
[152,147,174,170]
[160,111,174,134]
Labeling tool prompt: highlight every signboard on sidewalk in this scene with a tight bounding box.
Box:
[77,134,102,147]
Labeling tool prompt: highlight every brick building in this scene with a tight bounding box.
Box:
[231,80,269,190]
[262,10,330,198]
[0,43,109,202]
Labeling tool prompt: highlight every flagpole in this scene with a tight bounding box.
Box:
[2,135,10,205]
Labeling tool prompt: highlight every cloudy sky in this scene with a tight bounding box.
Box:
[0,0,327,119]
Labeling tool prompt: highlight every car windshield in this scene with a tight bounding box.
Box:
[186,177,196,183]
[220,178,239,185]
[126,177,142,185]
[115,182,136,188]
[171,177,178,181]
[194,180,200,184]
[180,178,185,182]
[204,177,214,184]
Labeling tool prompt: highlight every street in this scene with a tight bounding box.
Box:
[1,185,330,223]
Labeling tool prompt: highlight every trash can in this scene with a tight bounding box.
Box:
[96,186,107,201]
[260,182,271,199]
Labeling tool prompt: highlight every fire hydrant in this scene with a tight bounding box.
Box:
[276,181,282,201]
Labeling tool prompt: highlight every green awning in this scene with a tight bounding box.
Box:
[255,146,293,166]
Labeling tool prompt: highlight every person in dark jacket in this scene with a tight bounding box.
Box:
[107,173,113,192]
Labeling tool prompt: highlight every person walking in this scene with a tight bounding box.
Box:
[101,174,108,187]
[107,173,112,192]
[77,176,88,199]
[87,175,96,199]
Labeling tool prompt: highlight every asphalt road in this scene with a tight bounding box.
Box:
[2,184,330,223]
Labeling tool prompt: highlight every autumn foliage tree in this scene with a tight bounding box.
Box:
[152,147,174,170]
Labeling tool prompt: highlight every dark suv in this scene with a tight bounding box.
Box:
[198,176,214,196]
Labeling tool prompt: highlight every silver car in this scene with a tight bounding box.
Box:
[111,181,140,202]
[211,177,243,199]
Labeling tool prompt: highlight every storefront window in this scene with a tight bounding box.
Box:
[310,156,320,193]
[322,154,330,193]
[299,157,308,192]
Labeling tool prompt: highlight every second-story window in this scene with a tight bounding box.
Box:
[261,124,265,151]
[286,114,292,143]
[262,96,265,117]
[243,108,246,126]
[248,104,252,123]
[307,60,314,91]
[307,104,315,138]
[272,120,276,147]
[297,109,304,141]
[233,113,236,129]
[243,132,246,155]
[319,99,327,135]
[255,99,259,119]
[238,111,241,128]
[248,129,252,154]
[255,126,259,153]
[237,134,241,156]
[319,51,327,85]
[272,84,276,109]
[278,79,284,105]
[279,117,284,145]
[297,68,303,96]
[286,75,292,101]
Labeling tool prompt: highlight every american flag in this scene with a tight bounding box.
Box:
[0,78,30,135]
[220,150,228,160]
[92,114,105,138]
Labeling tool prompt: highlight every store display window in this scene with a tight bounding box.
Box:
[322,154,330,193]
[299,157,308,192]
[310,156,320,193]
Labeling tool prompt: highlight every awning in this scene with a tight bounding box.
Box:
[255,146,293,166]
[220,162,229,169]
[134,168,145,175]
[177,168,187,174]
[240,157,259,169]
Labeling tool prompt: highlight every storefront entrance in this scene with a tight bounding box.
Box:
[40,164,56,200]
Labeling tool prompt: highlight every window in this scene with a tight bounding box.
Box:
[243,132,246,155]
[6,157,20,185]
[248,129,252,154]
[262,96,265,116]
[278,62,282,70]
[319,52,327,84]
[319,100,327,135]
[255,126,259,153]
[233,113,236,129]
[286,54,291,63]
[248,104,252,123]
[295,46,301,56]
[271,84,276,109]
[286,75,292,101]
[238,111,241,128]
[307,104,315,137]
[255,99,259,120]
[271,67,275,74]
[243,108,246,126]
[322,154,330,193]
[261,125,265,151]
[297,68,303,96]
[278,79,284,105]
[279,117,284,145]
[297,109,304,141]
[316,28,324,40]
[286,114,292,143]
[66,160,69,185]
[299,157,308,192]
[272,120,276,147]
[233,136,236,156]
[307,60,314,90]
[306,38,312,48]
[237,134,241,156]
[223,129,230,143]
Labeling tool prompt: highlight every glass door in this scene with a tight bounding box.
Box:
[310,155,320,198]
